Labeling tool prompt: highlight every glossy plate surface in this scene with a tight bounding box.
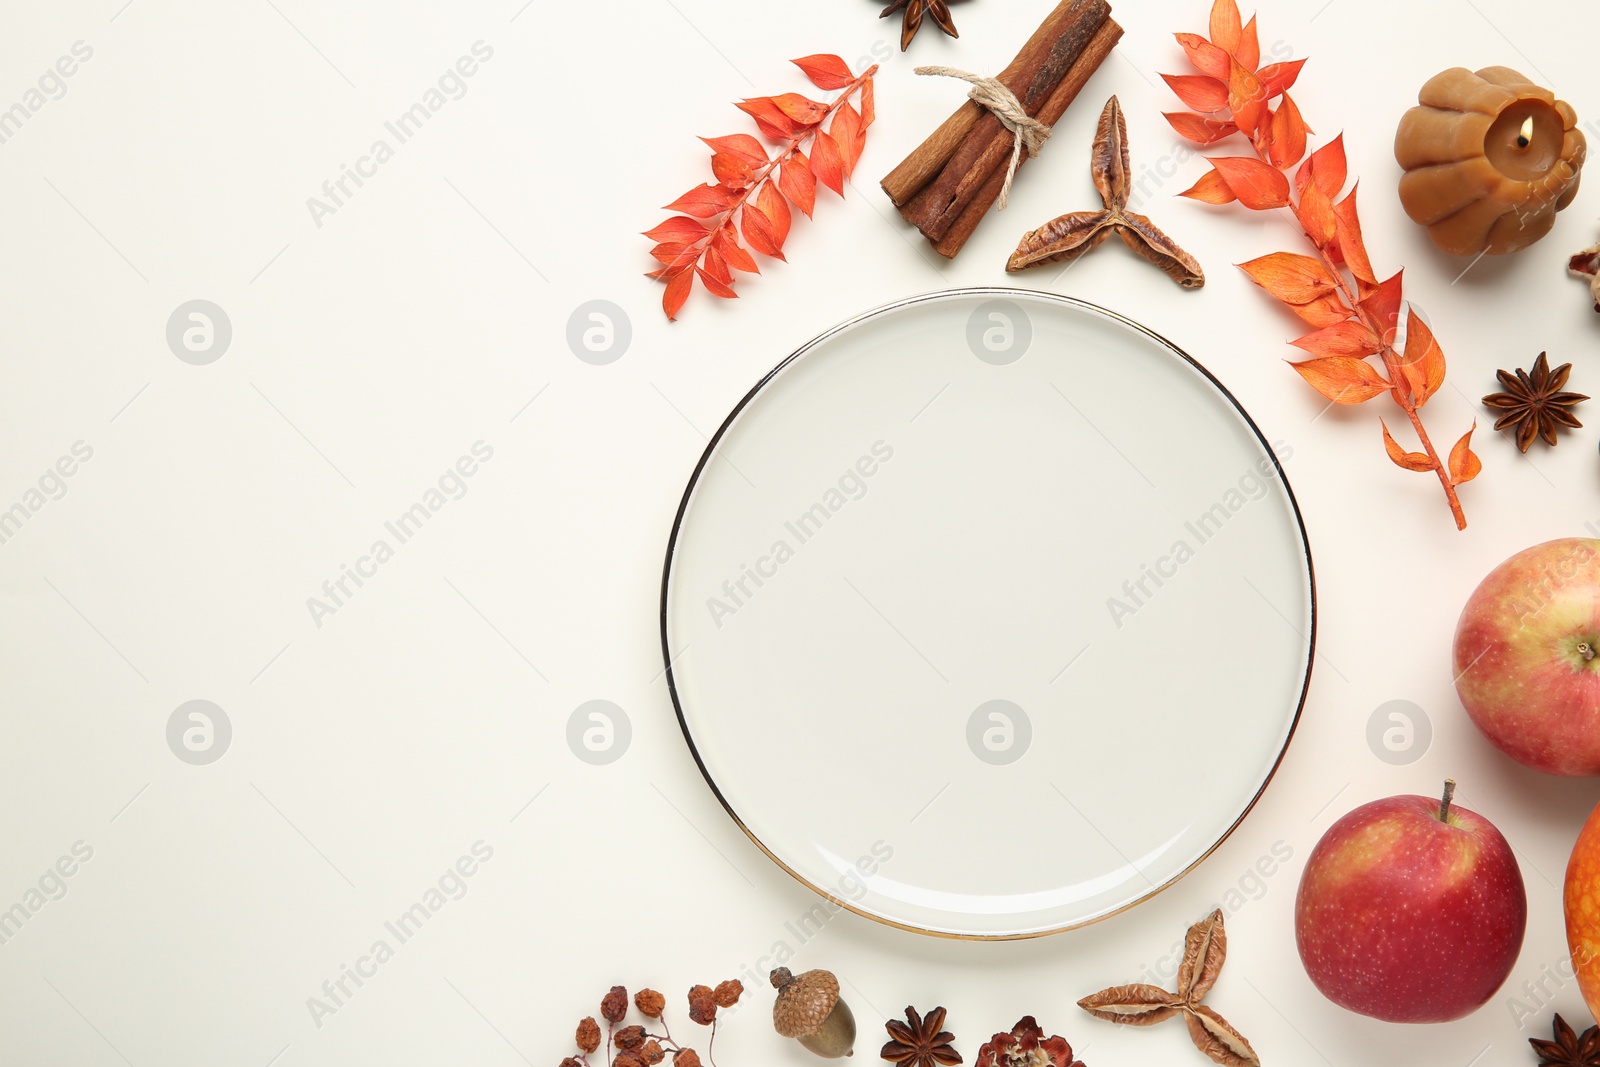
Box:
[661,289,1314,938]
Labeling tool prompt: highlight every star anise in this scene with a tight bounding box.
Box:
[1532,1013,1600,1066]
[880,0,958,52]
[1078,911,1258,1067]
[882,1006,962,1067]
[1482,351,1588,452]
[1007,95,1204,289]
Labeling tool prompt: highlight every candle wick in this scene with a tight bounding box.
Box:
[1518,116,1534,149]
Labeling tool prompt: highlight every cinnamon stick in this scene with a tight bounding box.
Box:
[908,1,1112,242]
[880,0,1100,206]
[931,17,1123,258]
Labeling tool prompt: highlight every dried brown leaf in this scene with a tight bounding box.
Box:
[1006,212,1118,271]
[1183,1004,1260,1067]
[1178,909,1227,1003]
[1076,984,1181,1026]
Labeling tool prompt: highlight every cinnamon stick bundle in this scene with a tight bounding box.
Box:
[882,0,1122,259]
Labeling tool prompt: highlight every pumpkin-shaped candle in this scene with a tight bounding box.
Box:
[1395,66,1585,256]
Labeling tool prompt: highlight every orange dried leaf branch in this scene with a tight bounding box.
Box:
[1165,0,1475,529]
[646,55,878,321]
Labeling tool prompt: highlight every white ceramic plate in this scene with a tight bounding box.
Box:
[661,289,1314,939]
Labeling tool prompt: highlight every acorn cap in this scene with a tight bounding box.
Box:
[770,967,840,1038]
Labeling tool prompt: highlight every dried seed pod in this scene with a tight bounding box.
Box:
[771,967,855,1058]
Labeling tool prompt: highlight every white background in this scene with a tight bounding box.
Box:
[1,0,1598,1064]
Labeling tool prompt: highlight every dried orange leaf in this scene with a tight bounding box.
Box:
[1162,73,1230,113]
[1179,168,1239,204]
[832,101,865,176]
[741,203,785,260]
[1267,93,1307,170]
[1333,183,1377,289]
[1290,356,1390,404]
[792,54,854,91]
[663,268,694,320]
[779,155,816,218]
[643,216,708,243]
[1238,251,1338,304]
[1257,58,1306,99]
[810,130,845,196]
[695,266,737,299]
[756,181,791,247]
[1399,306,1445,406]
[1228,60,1268,136]
[1382,420,1435,472]
[1176,32,1231,79]
[1295,133,1348,201]
[1290,291,1354,328]
[1296,181,1337,249]
[1208,156,1289,208]
[1236,16,1260,72]
[699,134,767,166]
[1290,320,1382,358]
[711,151,754,189]
[1165,111,1239,144]
[664,184,733,217]
[771,92,826,125]
[735,97,799,140]
[1210,0,1243,54]
[1360,270,1405,347]
[1449,423,1483,484]
[712,226,759,274]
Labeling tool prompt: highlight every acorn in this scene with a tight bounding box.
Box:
[770,967,855,1058]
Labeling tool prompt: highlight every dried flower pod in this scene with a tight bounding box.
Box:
[616,1054,645,1067]
[772,966,856,1058]
[714,980,745,1009]
[562,1059,583,1067]
[642,1040,666,1065]
[616,1025,647,1050]
[676,1050,703,1067]
[576,1017,602,1055]
[688,984,718,1025]
[635,989,667,1019]
[1396,66,1586,256]
[602,986,630,1024]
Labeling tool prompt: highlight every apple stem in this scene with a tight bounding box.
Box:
[1580,642,1596,662]
[1438,779,1457,823]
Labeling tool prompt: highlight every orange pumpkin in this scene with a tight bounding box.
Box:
[1395,66,1585,256]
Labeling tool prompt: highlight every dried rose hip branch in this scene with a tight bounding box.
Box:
[1164,0,1480,529]
[565,982,743,1067]
[646,55,878,320]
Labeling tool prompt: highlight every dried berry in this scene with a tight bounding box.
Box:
[616,1054,645,1067]
[714,980,744,1009]
[642,1040,666,1065]
[562,1059,582,1067]
[617,1026,647,1050]
[603,986,630,1024]
[688,985,718,1025]
[636,989,667,1019]
[577,1017,602,1055]
[676,1051,703,1067]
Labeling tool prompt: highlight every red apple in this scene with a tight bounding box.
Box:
[1453,537,1600,776]
[1295,782,1526,1023]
